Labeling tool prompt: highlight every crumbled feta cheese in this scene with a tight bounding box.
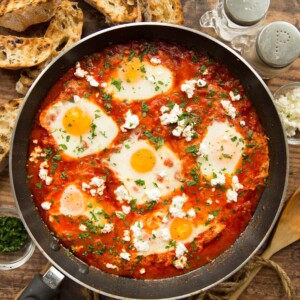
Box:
[114,185,132,203]
[172,123,185,137]
[100,82,107,88]
[73,95,81,103]
[123,229,131,242]
[174,256,187,269]
[207,214,215,221]
[122,205,131,214]
[160,106,169,113]
[41,201,52,210]
[206,198,213,205]
[181,79,197,98]
[160,104,183,125]
[187,208,196,218]
[140,268,146,274]
[106,263,118,270]
[158,170,167,178]
[101,223,114,233]
[226,175,243,203]
[186,106,192,112]
[197,79,207,87]
[33,139,38,144]
[226,189,238,203]
[175,242,188,258]
[274,88,300,137]
[182,125,195,142]
[131,221,144,238]
[39,161,52,185]
[79,224,87,231]
[211,173,226,186]
[240,120,246,127]
[145,188,161,201]
[45,176,53,185]
[150,57,161,64]
[82,182,91,191]
[74,62,87,78]
[229,91,241,101]
[169,194,187,218]
[90,189,96,197]
[39,168,48,180]
[120,250,131,261]
[86,75,99,87]
[29,146,43,163]
[121,110,140,132]
[221,100,236,119]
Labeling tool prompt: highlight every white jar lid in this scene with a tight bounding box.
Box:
[256,21,300,68]
[224,0,270,26]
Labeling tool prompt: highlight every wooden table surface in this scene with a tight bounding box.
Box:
[0,0,299,299]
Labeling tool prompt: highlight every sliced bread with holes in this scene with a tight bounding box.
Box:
[16,1,83,95]
[0,0,62,32]
[0,35,53,69]
[0,98,23,172]
[84,0,141,23]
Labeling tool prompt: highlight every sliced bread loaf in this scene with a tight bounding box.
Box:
[0,0,62,32]
[0,98,23,172]
[84,0,141,23]
[16,1,83,95]
[0,35,53,69]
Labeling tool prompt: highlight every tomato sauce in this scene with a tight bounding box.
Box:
[27,41,269,279]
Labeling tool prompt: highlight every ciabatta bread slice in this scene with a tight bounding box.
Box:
[0,35,53,70]
[142,0,183,24]
[16,1,83,95]
[84,0,141,23]
[0,0,61,32]
[0,98,23,172]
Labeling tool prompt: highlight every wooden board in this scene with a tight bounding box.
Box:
[0,0,299,299]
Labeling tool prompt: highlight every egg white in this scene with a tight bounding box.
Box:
[105,135,182,205]
[197,121,244,176]
[104,57,173,102]
[40,97,119,159]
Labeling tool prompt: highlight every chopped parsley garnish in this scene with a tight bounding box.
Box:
[0,216,28,253]
[185,145,199,156]
[141,102,148,117]
[111,78,122,91]
[128,50,136,61]
[135,179,145,186]
[143,131,164,149]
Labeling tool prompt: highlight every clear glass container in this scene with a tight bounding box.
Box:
[231,22,300,79]
[0,207,35,270]
[199,0,270,42]
[273,82,300,146]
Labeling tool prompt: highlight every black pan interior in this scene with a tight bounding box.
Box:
[10,23,288,300]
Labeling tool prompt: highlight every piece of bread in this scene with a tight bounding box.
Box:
[0,98,23,172]
[0,0,62,32]
[0,35,53,70]
[142,0,184,24]
[84,0,141,23]
[16,1,83,95]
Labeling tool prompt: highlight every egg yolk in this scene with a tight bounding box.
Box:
[121,57,143,83]
[170,218,193,241]
[62,106,92,136]
[130,148,156,173]
[60,185,85,216]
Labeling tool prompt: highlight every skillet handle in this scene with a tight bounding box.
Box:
[16,266,64,300]
[17,274,60,300]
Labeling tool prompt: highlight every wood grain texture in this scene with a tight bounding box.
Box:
[0,0,299,299]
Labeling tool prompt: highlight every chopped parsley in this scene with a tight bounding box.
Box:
[143,131,164,149]
[185,145,199,156]
[111,78,122,91]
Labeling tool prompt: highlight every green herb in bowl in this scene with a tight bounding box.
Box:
[0,216,28,253]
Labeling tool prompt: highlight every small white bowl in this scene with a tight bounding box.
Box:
[273,82,300,146]
[0,207,35,270]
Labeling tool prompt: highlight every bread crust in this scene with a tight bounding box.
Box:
[0,0,62,32]
[143,0,184,24]
[0,35,53,70]
[84,0,141,23]
[0,98,23,172]
[16,1,83,95]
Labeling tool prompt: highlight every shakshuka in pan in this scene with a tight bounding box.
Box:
[26,41,269,279]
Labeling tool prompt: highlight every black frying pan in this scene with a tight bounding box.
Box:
[10,23,288,300]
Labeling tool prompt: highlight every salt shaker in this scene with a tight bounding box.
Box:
[231,21,300,79]
[199,0,270,42]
